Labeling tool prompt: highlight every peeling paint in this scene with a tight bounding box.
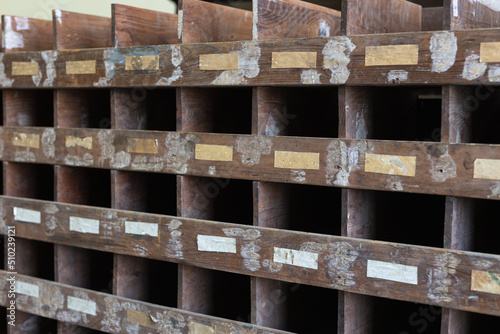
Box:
[430,31,457,73]
[65,153,94,167]
[472,259,493,269]
[42,128,55,158]
[490,182,500,198]
[94,49,116,87]
[387,70,408,83]
[4,16,24,50]
[211,41,261,85]
[427,144,457,182]
[167,219,183,259]
[156,45,183,86]
[462,54,487,80]
[291,170,306,183]
[427,253,460,303]
[156,310,186,333]
[262,259,283,273]
[101,297,122,332]
[318,19,331,37]
[235,136,272,166]
[300,242,327,254]
[178,10,183,41]
[41,50,57,87]
[241,241,261,272]
[252,0,258,40]
[15,149,36,162]
[97,130,131,169]
[301,69,321,84]
[0,54,14,87]
[326,140,368,187]
[472,0,500,11]
[164,132,197,174]
[322,37,356,84]
[223,227,261,240]
[488,65,500,82]
[326,242,358,288]
[131,156,164,172]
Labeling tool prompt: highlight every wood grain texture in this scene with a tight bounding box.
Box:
[255,0,341,40]
[1,15,53,52]
[1,196,500,316]
[422,7,444,31]
[0,271,291,334]
[444,0,500,29]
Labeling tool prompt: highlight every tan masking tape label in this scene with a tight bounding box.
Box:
[125,55,159,71]
[471,270,500,295]
[480,42,500,63]
[473,159,500,180]
[12,62,39,76]
[365,45,419,66]
[188,321,216,334]
[199,53,239,71]
[365,153,416,177]
[195,144,233,162]
[126,138,158,154]
[271,52,317,69]
[13,133,40,149]
[126,309,158,329]
[274,151,320,170]
[66,60,96,74]
[66,136,93,150]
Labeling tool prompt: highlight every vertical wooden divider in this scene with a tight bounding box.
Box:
[110,4,177,302]
[2,15,54,334]
[52,10,111,334]
[339,1,421,333]
[177,0,252,315]
[441,1,500,333]
[252,0,340,330]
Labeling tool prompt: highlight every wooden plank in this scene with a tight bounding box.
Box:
[3,28,500,88]
[2,126,500,200]
[1,196,500,316]
[422,7,444,31]
[1,15,53,52]
[180,0,252,43]
[444,0,500,29]
[0,271,291,334]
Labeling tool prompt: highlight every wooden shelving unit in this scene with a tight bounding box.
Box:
[1,0,500,333]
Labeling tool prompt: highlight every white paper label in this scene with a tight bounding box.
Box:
[69,217,100,234]
[67,296,97,316]
[273,247,318,270]
[197,235,236,253]
[367,260,418,285]
[125,221,158,237]
[15,281,39,298]
[13,207,41,224]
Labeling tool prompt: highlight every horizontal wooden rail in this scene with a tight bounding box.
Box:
[0,270,291,333]
[1,28,500,88]
[1,196,499,316]
[2,126,500,200]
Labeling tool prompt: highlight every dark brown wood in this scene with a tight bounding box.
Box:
[2,196,500,316]
[444,0,500,29]
[0,271,291,334]
[422,7,444,31]
[1,15,53,52]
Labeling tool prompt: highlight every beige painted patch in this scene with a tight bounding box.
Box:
[13,133,39,149]
[189,321,215,334]
[271,52,317,69]
[12,62,39,76]
[126,309,158,329]
[199,53,239,71]
[274,151,320,170]
[365,45,419,66]
[365,153,416,177]
[480,42,500,63]
[125,55,159,71]
[471,270,500,295]
[65,136,92,150]
[127,138,158,154]
[474,159,500,180]
[195,144,233,162]
[66,60,96,74]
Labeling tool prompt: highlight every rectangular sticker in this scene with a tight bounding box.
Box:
[367,260,418,285]
[127,309,158,329]
[471,270,500,295]
[69,216,100,234]
[65,136,93,150]
[125,55,159,71]
[66,60,96,74]
[67,296,97,316]
[126,138,158,154]
[365,153,416,177]
[12,62,39,76]
[13,133,40,149]
[271,52,317,69]
[125,221,159,237]
[197,235,236,253]
[473,159,500,180]
[15,281,39,298]
[480,42,500,63]
[274,151,320,170]
[195,144,233,162]
[365,44,419,66]
[273,247,318,270]
[199,53,239,71]
[13,207,41,224]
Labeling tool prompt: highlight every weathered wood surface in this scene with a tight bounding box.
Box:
[3,126,500,200]
[444,0,500,29]
[1,15,53,52]
[0,271,292,334]
[1,196,499,316]
[2,28,500,87]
